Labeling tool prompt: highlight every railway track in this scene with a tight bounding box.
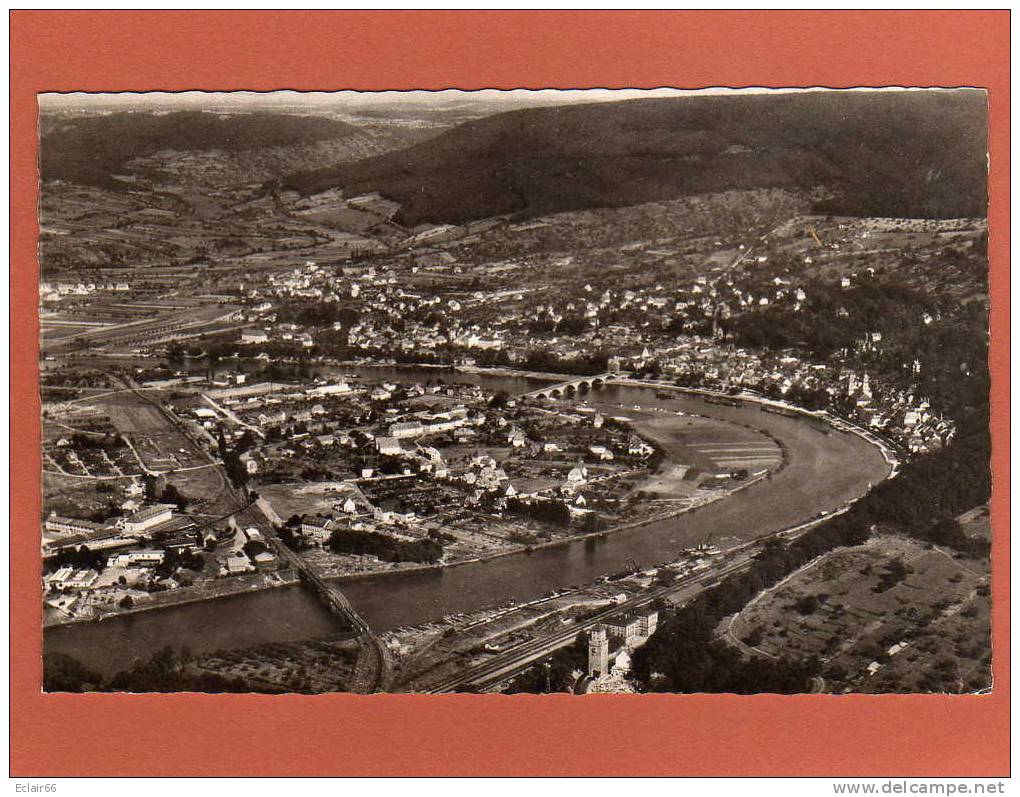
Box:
[423,557,755,694]
[420,499,860,695]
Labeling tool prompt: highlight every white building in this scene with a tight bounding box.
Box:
[377,437,403,456]
[117,504,175,534]
[44,514,107,536]
[108,549,166,568]
[390,421,425,439]
[240,329,269,345]
[45,567,99,591]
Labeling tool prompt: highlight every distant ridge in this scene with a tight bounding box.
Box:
[281,90,988,224]
[40,110,361,188]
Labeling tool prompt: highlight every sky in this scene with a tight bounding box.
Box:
[37,86,933,111]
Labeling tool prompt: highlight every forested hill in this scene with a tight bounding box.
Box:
[40,111,361,188]
[282,90,988,225]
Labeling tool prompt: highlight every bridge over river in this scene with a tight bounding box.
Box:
[522,373,614,400]
[255,497,384,692]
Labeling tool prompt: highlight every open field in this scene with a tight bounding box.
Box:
[42,303,242,353]
[618,408,782,495]
[255,481,367,522]
[42,472,137,520]
[82,390,210,470]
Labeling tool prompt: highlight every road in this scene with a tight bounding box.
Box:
[200,393,267,440]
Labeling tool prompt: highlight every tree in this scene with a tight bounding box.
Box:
[794,594,820,615]
[327,529,443,564]
[43,653,102,692]
[488,391,510,409]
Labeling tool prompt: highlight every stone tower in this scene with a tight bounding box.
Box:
[588,626,609,677]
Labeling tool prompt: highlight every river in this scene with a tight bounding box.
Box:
[44,370,890,675]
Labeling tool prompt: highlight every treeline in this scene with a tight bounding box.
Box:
[506,497,571,528]
[863,410,990,555]
[274,302,359,329]
[217,429,251,488]
[66,432,124,451]
[521,347,609,376]
[44,647,274,694]
[327,529,443,564]
[179,332,612,377]
[45,545,107,575]
[41,111,359,189]
[632,603,823,693]
[281,90,986,225]
[722,278,937,359]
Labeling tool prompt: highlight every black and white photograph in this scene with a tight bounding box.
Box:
[38,86,991,696]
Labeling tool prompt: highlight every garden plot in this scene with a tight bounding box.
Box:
[725,533,990,693]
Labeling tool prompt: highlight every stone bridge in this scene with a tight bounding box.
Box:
[522,373,614,400]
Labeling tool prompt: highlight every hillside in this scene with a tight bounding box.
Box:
[282,90,988,225]
[40,111,363,188]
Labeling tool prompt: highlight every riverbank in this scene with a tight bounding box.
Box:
[308,404,784,582]
[331,489,740,584]
[49,374,893,629]
[44,570,300,629]
[455,364,900,468]
[46,372,894,674]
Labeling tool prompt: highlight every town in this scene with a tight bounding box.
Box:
[38,89,991,696]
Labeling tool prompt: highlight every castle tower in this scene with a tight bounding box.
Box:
[588,627,609,677]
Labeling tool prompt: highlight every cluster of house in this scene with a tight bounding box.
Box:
[241,271,945,452]
[219,525,277,576]
[43,501,177,553]
[838,371,954,453]
[40,280,130,302]
[231,256,538,358]
[42,502,180,599]
[41,495,280,616]
[282,411,657,550]
[295,494,429,548]
[197,378,362,439]
[387,406,473,440]
[621,335,953,449]
[251,383,666,544]
[594,334,952,454]
[375,405,653,509]
[215,213,969,458]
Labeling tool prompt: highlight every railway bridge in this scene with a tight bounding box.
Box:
[255,498,370,634]
[255,497,383,690]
